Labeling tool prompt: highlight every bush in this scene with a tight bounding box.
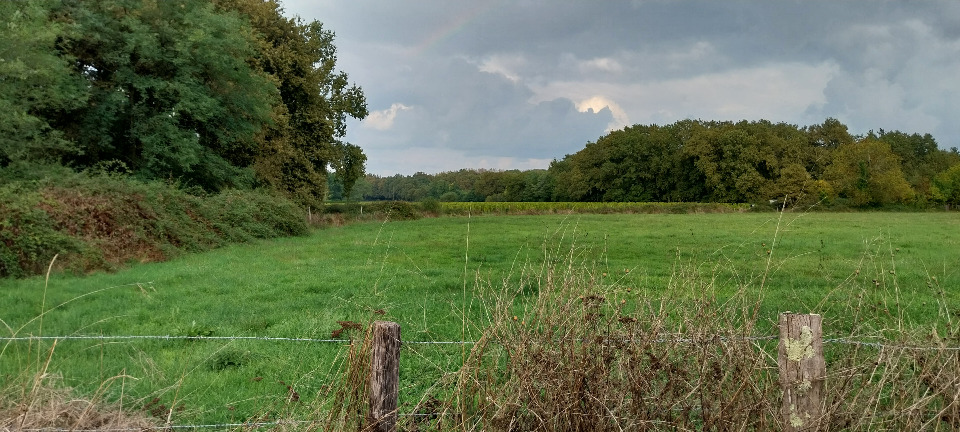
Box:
[419,198,441,214]
[0,183,82,277]
[0,171,308,277]
[366,201,420,221]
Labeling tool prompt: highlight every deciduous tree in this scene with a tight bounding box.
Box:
[931,163,960,207]
[824,138,914,206]
[55,0,277,189]
[0,0,87,167]
[216,0,367,205]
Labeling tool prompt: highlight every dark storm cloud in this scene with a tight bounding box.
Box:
[288,1,960,174]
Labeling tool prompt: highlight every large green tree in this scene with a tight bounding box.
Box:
[803,117,854,178]
[0,0,88,167]
[216,0,367,206]
[1,0,367,205]
[683,120,814,203]
[54,0,278,189]
[824,138,914,206]
[550,122,706,202]
[931,163,960,207]
[875,130,958,199]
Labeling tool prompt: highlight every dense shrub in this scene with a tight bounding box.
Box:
[321,201,421,221]
[0,183,83,277]
[0,171,308,278]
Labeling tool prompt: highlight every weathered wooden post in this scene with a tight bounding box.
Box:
[778,313,826,431]
[369,321,400,432]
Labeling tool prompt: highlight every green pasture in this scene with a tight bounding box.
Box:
[2,212,959,425]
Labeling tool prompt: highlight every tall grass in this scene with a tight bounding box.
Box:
[380,228,960,431]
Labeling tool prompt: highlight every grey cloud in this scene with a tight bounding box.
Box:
[363,56,613,159]
[809,13,960,142]
[288,0,960,175]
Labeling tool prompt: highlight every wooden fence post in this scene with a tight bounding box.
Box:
[778,313,826,431]
[369,321,400,432]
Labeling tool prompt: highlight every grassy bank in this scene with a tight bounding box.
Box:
[0,170,308,278]
[2,212,959,428]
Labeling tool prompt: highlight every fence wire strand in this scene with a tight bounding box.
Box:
[5,334,960,351]
[13,420,311,431]
[5,331,960,431]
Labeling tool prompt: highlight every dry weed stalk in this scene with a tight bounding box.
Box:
[394,239,960,432]
[0,342,158,431]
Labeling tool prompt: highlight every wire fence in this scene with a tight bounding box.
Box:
[4,334,960,351]
[4,332,960,431]
[13,421,308,432]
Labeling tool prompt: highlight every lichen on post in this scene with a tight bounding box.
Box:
[778,313,825,431]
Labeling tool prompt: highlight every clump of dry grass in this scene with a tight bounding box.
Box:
[1,343,159,431]
[316,330,375,432]
[388,237,960,431]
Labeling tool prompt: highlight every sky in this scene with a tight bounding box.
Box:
[281,0,960,176]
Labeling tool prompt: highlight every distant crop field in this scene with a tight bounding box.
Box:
[2,212,958,426]
[438,201,752,215]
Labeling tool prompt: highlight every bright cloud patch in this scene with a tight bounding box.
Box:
[540,61,838,127]
[578,57,624,74]
[576,96,630,131]
[477,54,527,82]
[362,103,412,130]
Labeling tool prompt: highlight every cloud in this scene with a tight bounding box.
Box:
[284,0,960,176]
[476,53,527,82]
[576,57,624,75]
[362,103,412,130]
[341,56,614,174]
[810,18,960,139]
[576,96,630,131]
[536,61,838,127]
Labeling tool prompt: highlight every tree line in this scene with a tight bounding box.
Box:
[1,0,367,206]
[342,119,960,208]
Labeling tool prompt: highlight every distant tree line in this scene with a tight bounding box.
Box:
[336,119,960,208]
[1,0,367,207]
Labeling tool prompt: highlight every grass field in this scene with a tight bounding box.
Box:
[2,212,959,427]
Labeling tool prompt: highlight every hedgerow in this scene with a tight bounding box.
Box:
[0,171,307,278]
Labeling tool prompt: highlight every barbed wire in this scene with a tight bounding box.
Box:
[822,337,960,351]
[12,420,309,431]
[0,335,349,343]
[6,333,959,431]
[8,415,446,432]
[4,334,960,351]
[0,335,475,345]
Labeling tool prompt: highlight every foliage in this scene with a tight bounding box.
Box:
[333,143,367,200]
[0,171,307,278]
[49,0,277,190]
[439,201,750,215]
[824,138,915,206]
[216,0,367,206]
[0,183,82,278]
[932,163,960,206]
[876,129,960,199]
[0,0,88,167]
[0,0,367,203]
[552,122,703,202]
[358,118,953,209]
